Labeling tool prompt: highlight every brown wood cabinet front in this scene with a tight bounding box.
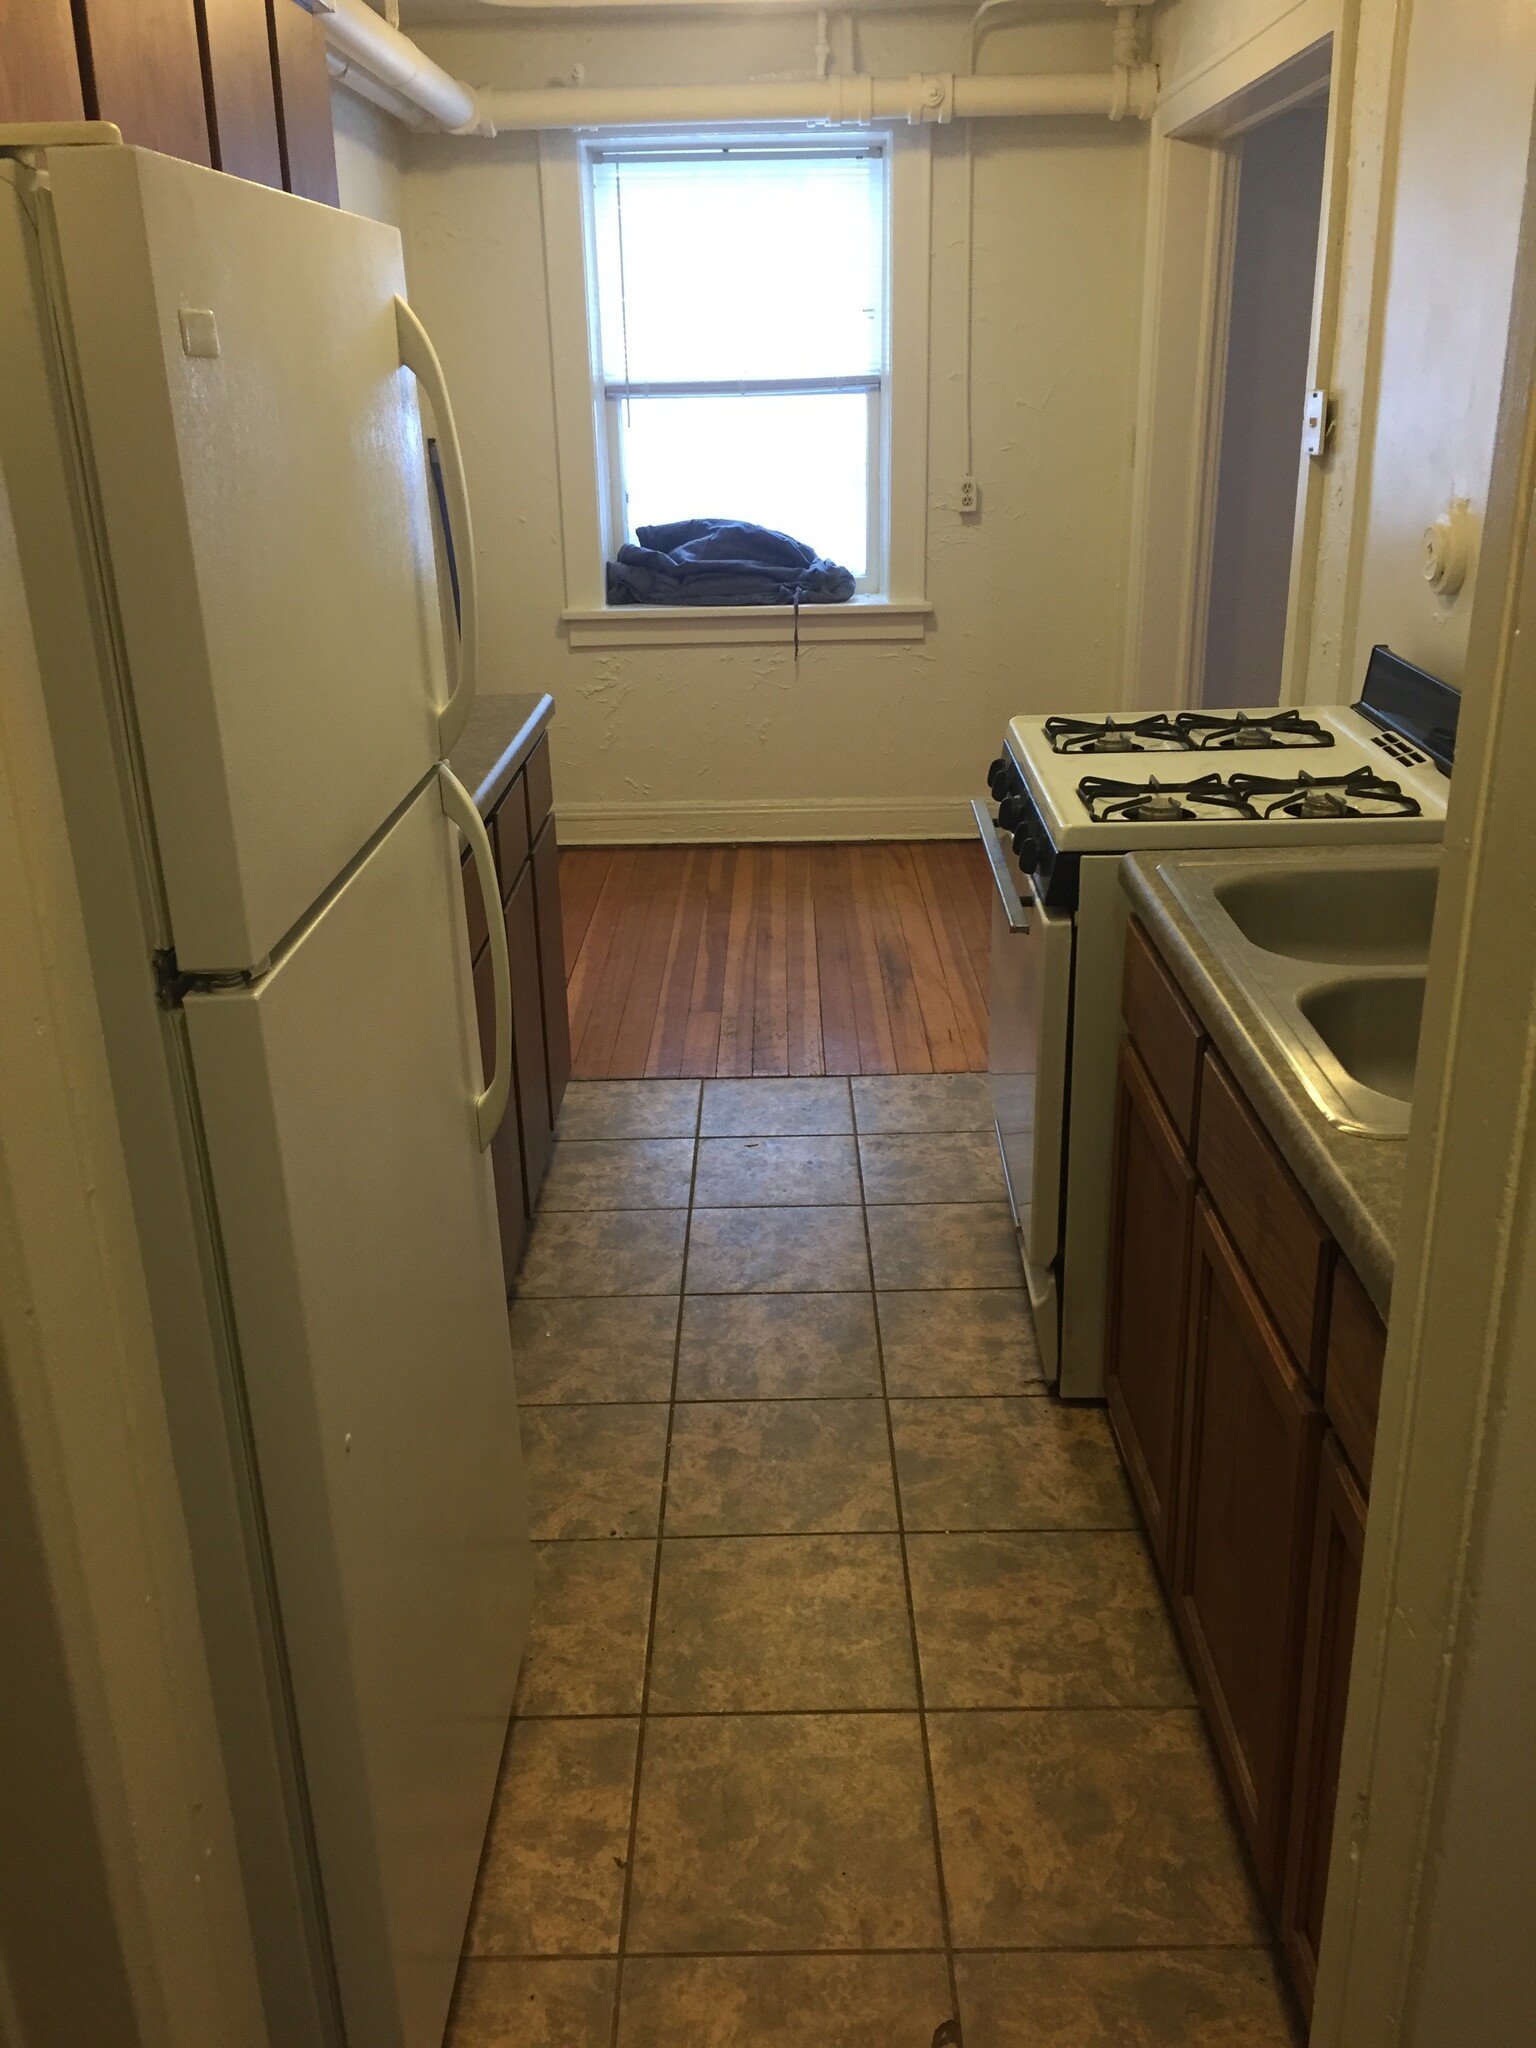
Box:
[1175,1196,1325,1906]
[0,0,86,121]
[1281,1432,1367,2019]
[532,817,572,1126]
[473,941,528,1285]
[504,861,553,1213]
[1104,1039,1197,1576]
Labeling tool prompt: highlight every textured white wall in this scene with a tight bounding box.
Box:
[401,12,1147,837]
[331,85,406,228]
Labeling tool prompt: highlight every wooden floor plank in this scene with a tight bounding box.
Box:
[715,849,760,1078]
[843,846,902,1075]
[809,844,860,1076]
[862,844,932,1072]
[913,845,989,1071]
[682,846,736,1076]
[645,849,712,1076]
[558,848,610,979]
[610,847,691,1077]
[566,841,989,1079]
[784,845,825,1077]
[566,849,637,1057]
[752,845,790,1076]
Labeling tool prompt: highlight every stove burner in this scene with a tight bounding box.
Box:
[1048,709,1336,755]
[1174,709,1335,752]
[1077,773,1259,824]
[1045,715,1188,755]
[1227,768,1423,820]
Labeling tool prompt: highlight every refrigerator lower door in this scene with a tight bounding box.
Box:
[46,147,452,972]
[184,780,530,2048]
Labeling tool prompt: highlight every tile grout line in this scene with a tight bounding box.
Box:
[605,1083,705,2048]
[852,1111,966,2040]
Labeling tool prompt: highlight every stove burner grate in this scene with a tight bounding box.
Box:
[1077,773,1259,824]
[1045,715,1189,755]
[1174,709,1335,752]
[1228,767,1423,820]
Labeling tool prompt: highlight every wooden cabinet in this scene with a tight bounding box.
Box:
[1175,1197,1325,1905]
[2,0,335,206]
[0,0,86,122]
[72,0,213,162]
[458,731,571,1297]
[1104,1039,1197,1576]
[532,817,572,1126]
[200,0,283,188]
[1105,916,1393,2009]
[504,862,552,1210]
[1281,1432,1367,2020]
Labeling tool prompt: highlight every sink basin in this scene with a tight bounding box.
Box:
[1215,863,1437,965]
[1298,974,1426,1105]
[1156,849,1442,1137]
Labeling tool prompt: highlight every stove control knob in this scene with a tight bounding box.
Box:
[987,756,1012,800]
[1012,828,1038,870]
[998,792,1027,831]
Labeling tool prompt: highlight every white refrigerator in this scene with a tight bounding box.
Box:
[0,142,531,2048]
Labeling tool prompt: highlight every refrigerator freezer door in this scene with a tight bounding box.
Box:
[184,779,530,2048]
[47,146,450,972]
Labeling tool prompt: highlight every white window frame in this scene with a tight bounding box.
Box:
[539,123,933,648]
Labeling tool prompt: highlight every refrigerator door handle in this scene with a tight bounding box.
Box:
[438,766,511,1149]
[397,296,478,757]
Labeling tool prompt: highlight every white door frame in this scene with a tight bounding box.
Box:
[1312,103,1536,2043]
[1124,0,1347,711]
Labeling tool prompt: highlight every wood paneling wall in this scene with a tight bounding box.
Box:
[0,0,337,206]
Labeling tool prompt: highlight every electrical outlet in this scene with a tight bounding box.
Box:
[959,474,979,515]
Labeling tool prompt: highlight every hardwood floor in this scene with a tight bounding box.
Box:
[559,842,994,1079]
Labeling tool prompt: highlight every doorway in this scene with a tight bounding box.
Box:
[1199,97,1330,708]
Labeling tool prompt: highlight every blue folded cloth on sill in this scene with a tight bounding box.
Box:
[605,518,856,607]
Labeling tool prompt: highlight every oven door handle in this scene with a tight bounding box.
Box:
[971,798,1030,934]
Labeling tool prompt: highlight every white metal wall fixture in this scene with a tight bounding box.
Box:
[307,0,1158,136]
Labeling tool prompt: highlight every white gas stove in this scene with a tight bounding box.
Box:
[974,648,1459,1396]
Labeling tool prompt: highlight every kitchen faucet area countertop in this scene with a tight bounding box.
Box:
[1120,849,1426,1314]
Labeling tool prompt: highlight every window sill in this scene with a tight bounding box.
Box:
[561,598,934,650]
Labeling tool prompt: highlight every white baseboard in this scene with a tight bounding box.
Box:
[556,797,977,845]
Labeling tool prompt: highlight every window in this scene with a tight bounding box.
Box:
[539,125,931,646]
[586,142,888,589]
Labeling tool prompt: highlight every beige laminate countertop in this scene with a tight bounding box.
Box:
[448,692,553,820]
[1121,850,1412,1316]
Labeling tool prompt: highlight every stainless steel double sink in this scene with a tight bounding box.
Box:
[1157,849,1440,1137]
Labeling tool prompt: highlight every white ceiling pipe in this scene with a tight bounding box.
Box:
[312,0,485,133]
[311,0,1156,133]
[325,47,432,127]
[474,66,1157,131]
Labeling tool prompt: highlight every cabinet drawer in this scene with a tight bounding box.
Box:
[1197,1050,1331,1383]
[1324,1261,1385,1492]
[1123,919,1205,1146]
[497,773,531,900]
[524,734,554,845]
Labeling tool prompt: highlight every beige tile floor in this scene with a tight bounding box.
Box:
[448,1077,1301,2048]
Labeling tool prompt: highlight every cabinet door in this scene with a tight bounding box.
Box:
[1104,1039,1197,1576]
[1281,1433,1367,2019]
[532,816,572,1126]
[1175,1197,1325,1905]
[506,859,554,1211]
[474,944,528,1292]
[0,0,84,121]
[200,0,283,188]
[73,0,212,161]
[267,0,338,204]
